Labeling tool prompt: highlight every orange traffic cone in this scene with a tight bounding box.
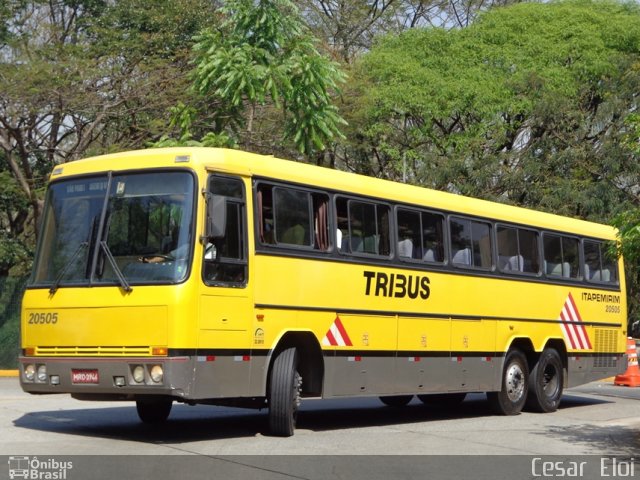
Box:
[614,337,640,387]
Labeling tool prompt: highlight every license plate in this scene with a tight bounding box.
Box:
[71,369,99,384]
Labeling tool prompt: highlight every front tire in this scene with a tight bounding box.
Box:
[487,349,529,415]
[136,399,172,423]
[526,348,564,413]
[268,347,302,437]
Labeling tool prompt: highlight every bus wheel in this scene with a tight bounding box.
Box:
[418,393,467,407]
[487,349,529,415]
[379,395,413,407]
[526,348,564,413]
[268,347,302,437]
[136,399,172,423]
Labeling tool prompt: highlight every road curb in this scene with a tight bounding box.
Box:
[0,370,19,377]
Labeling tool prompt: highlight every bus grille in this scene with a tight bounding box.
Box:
[593,329,618,369]
[34,346,152,356]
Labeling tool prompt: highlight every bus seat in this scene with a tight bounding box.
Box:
[452,248,471,266]
[398,238,413,258]
[363,235,378,254]
[546,262,562,276]
[602,269,611,282]
[499,255,512,271]
[423,249,435,262]
[351,236,363,252]
[499,255,522,272]
[562,262,571,278]
[511,255,523,272]
[281,224,306,245]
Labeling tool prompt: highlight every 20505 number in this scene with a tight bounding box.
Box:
[605,305,621,314]
[28,312,58,324]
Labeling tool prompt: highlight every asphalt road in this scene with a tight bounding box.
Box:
[1,377,639,457]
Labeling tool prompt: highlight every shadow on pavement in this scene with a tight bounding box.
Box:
[12,392,613,444]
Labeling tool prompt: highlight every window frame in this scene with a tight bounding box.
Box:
[255,181,332,253]
[495,223,541,276]
[395,205,446,265]
[448,215,494,271]
[542,232,581,280]
[272,186,314,248]
[202,174,248,288]
[335,195,392,259]
[582,238,619,285]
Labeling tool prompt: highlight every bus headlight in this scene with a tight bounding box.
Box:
[24,364,36,382]
[132,365,145,383]
[150,365,163,383]
[37,365,47,382]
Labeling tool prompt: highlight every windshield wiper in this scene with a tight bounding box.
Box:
[49,242,89,294]
[99,241,132,293]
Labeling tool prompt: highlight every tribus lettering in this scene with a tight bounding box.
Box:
[363,271,430,300]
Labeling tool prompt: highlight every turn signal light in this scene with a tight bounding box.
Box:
[152,347,168,356]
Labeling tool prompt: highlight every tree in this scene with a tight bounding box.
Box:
[340,0,640,330]
[611,113,640,334]
[298,0,529,64]
[342,0,640,216]
[0,0,215,270]
[167,0,347,160]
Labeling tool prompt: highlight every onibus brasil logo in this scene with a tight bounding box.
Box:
[8,457,73,480]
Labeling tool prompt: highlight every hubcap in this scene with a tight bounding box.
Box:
[293,372,302,409]
[542,364,559,397]
[506,363,525,402]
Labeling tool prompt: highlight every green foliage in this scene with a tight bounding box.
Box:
[0,316,19,369]
[346,0,640,222]
[345,0,640,330]
[184,0,347,156]
[1,0,215,275]
[0,275,28,369]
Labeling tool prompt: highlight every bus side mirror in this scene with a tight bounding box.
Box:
[206,194,227,240]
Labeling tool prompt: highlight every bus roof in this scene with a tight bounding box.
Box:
[52,147,617,240]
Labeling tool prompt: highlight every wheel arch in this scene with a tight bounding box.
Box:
[267,331,324,398]
[508,337,536,368]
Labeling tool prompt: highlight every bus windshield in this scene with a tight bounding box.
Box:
[30,171,195,288]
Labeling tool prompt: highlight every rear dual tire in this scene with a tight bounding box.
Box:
[488,349,529,415]
[489,347,564,415]
[526,348,564,413]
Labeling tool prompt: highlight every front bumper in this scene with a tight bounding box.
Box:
[18,356,194,399]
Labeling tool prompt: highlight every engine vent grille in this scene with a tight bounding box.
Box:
[594,329,618,369]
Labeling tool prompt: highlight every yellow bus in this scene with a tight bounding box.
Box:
[20,147,628,436]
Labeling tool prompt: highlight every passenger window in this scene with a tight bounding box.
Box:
[274,188,312,246]
[497,226,540,274]
[543,234,579,279]
[257,184,329,251]
[336,197,390,256]
[396,208,444,262]
[450,217,492,269]
[583,240,618,284]
[203,176,246,285]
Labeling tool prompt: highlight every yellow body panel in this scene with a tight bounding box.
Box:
[21,148,626,401]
